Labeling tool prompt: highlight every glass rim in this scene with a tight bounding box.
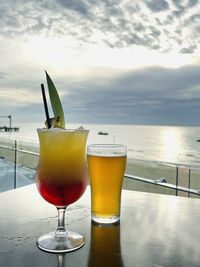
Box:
[87,143,126,148]
[37,128,89,133]
[87,143,127,156]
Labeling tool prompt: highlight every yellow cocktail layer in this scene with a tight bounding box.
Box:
[37,129,88,183]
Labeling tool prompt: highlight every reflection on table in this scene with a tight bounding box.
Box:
[88,222,124,267]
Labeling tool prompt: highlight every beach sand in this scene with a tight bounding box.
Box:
[125,158,200,198]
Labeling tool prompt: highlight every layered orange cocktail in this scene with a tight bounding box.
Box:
[36,128,89,207]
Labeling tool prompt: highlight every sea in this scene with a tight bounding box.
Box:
[1,122,200,167]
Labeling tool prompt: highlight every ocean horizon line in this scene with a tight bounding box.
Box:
[1,123,200,165]
[9,120,200,128]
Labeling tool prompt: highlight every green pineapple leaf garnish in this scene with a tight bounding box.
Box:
[45,71,65,128]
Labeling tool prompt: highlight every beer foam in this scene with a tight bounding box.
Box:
[87,144,127,157]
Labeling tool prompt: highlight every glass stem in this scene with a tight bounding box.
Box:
[56,207,67,236]
[57,254,65,267]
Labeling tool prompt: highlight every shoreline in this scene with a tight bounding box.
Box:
[0,138,200,198]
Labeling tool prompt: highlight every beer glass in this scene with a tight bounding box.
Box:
[87,144,127,224]
[36,128,88,253]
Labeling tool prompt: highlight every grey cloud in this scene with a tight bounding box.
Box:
[56,0,90,16]
[171,0,183,8]
[145,0,169,12]
[149,25,161,38]
[184,13,200,26]
[179,45,197,54]
[171,0,198,17]
[188,0,199,7]
[1,63,200,125]
[172,8,185,18]
[48,64,200,125]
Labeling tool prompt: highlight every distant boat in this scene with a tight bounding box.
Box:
[98,131,109,135]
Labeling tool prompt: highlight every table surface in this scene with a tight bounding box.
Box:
[0,184,199,267]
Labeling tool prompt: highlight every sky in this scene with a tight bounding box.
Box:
[0,0,200,126]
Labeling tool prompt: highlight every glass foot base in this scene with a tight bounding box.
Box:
[36,231,85,253]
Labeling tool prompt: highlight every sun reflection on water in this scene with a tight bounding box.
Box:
[160,127,182,163]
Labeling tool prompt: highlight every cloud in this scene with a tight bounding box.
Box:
[0,0,199,53]
[56,0,90,16]
[1,60,200,125]
[48,64,200,125]
[145,0,169,12]
[0,0,200,126]
[188,0,199,7]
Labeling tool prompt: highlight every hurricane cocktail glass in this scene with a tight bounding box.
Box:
[36,128,88,253]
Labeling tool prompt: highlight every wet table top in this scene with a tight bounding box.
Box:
[0,184,199,267]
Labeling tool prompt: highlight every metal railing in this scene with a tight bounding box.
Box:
[0,139,200,197]
[0,140,38,191]
[124,173,200,197]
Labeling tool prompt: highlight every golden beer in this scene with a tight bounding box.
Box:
[87,144,127,224]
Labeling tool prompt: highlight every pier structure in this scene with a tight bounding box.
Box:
[0,126,19,132]
[0,115,19,132]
